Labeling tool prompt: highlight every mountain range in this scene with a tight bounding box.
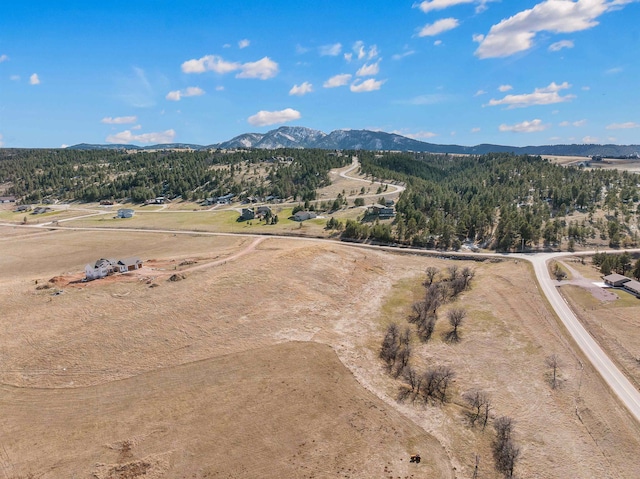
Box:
[69,126,640,158]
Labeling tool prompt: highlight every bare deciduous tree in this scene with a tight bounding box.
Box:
[493,416,520,478]
[448,265,460,281]
[398,366,423,402]
[445,308,466,343]
[545,353,562,389]
[461,266,476,289]
[380,324,412,377]
[421,366,455,404]
[425,266,439,286]
[463,389,491,430]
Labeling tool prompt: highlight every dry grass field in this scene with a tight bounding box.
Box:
[1,225,639,478]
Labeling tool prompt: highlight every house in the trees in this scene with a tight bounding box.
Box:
[367,204,395,219]
[603,273,631,287]
[0,196,16,203]
[257,206,272,217]
[117,208,135,218]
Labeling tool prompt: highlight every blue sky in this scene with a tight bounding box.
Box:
[1,0,639,148]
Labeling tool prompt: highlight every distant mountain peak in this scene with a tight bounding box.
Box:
[66,127,640,157]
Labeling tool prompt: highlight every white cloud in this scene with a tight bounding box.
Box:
[101,116,137,124]
[60,144,68,148]
[486,81,575,108]
[238,39,250,49]
[605,66,623,75]
[434,40,443,46]
[392,50,416,60]
[166,86,205,101]
[499,119,550,133]
[418,18,460,37]
[474,89,487,96]
[498,84,513,92]
[181,55,279,80]
[344,53,353,62]
[474,0,633,59]
[132,124,142,130]
[415,0,474,12]
[247,108,301,126]
[406,130,438,139]
[559,119,587,127]
[106,129,176,144]
[289,81,313,96]
[583,135,599,143]
[29,73,40,85]
[356,61,380,77]
[402,93,450,105]
[216,85,225,91]
[350,78,385,93]
[471,127,481,133]
[319,43,342,56]
[323,73,352,88]
[236,57,279,79]
[181,55,240,74]
[10,75,20,81]
[549,39,574,51]
[582,86,591,91]
[0,54,8,63]
[352,41,378,60]
[606,122,640,129]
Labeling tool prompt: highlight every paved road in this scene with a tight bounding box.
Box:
[525,252,640,423]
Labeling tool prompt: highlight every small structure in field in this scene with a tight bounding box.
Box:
[117,208,135,218]
[367,204,395,219]
[603,273,631,287]
[0,196,16,203]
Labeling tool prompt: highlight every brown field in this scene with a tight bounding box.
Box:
[1,225,640,478]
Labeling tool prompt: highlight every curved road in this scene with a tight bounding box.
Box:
[526,251,640,423]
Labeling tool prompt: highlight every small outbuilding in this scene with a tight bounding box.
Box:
[603,273,631,287]
[0,196,16,203]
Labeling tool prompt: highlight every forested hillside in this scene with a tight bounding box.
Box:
[0,148,348,203]
[356,152,640,251]
[2,148,639,251]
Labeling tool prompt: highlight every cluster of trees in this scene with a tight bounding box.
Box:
[0,148,349,204]
[410,265,474,342]
[357,151,640,251]
[593,252,640,278]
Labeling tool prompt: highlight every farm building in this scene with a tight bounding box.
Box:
[623,280,640,298]
[117,208,135,218]
[603,273,631,287]
[0,196,16,203]
[293,211,317,221]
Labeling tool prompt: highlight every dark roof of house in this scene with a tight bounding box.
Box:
[603,273,630,284]
[623,280,640,294]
